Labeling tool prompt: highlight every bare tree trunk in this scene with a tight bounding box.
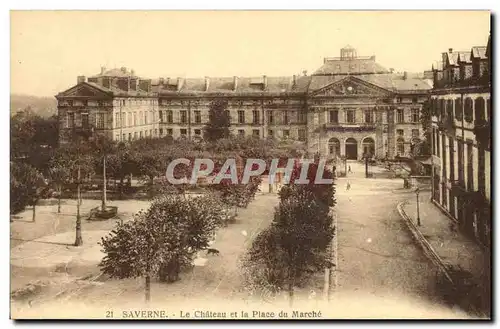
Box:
[102,156,107,212]
[145,274,151,303]
[32,202,36,222]
[57,185,62,213]
[74,166,83,246]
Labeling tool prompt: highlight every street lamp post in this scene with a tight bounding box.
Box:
[415,187,421,226]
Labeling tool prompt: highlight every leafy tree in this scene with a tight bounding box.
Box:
[99,193,226,301]
[48,149,73,213]
[204,98,231,142]
[10,162,46,221]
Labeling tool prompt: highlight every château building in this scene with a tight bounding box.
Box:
[56,46,432,160]
[429,35,491,248]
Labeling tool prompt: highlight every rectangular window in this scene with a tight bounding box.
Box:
[396,109,404,123]
[397,129,404,136]
[180,111,187,124]
[194,129,201,136]
[140,131,143,139]
[81,113,89,129]
[115,113,120,128]
[238,129,245,136]
[449,137,455,183]
[180,128,187,136]
[121,113,126,127]
[167,128,173,135]
[128,133,131,141]
[159,111,164,123]
[122,133,126,141]
[67,112,75,128]
[329,110,339,123]
[167,110,173,123]
[194,110,201,124]
[133,112,137,126]
[268,111,274,124]
[268,130,274,138]
[134,132,138,140]
[238,110,245,124]
[283,130,290,138]
[144,112,148,125]
[159,128,164,136]
[457,139,464,185]
[298,111,306,123]
[467,142,473,191]
[411,129,419,138]
[298,129,306,141]
[96,113,105,129]
[365,110,373,123]
[346,110,355,123]
[253,129,260,138]
[284,111,289,125]
[411,108,419,123]
[253,110,260,124]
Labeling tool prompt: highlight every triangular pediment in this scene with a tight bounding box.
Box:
[312,76,391,97]
[57,82,112,99]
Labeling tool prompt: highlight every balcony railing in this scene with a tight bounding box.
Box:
[323,122,376,132]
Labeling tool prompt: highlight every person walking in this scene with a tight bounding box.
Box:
[346,180,351,191]
[348,165,352,173]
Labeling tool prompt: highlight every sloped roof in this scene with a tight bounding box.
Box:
[308,73,432,93]
[458,51,472,63]
[471,46,487,59]
[313,58,389,75]
[446,51,461,66]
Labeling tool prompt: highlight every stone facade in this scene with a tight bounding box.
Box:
[430,35,491,248]
[56,46,432,160]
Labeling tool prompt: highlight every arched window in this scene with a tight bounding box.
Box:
[454,98,463,121]
[475,97,486,123]
[362,137,375,157]
[464,98,473,123]
[328,138,340,156]
[446,99,454,120]
[397,137,405,156]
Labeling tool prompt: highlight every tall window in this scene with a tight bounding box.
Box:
[115,113,120,127]
[268,111,274,124]
[180,110,187,124]
[282,130,290,139]
[238,110,245,124]
[96,113,105,129]
[364,110,373,123]
[298,129,306,141]
[329,110,339,123]
[167,128,173,135]
[397,129,404,137]
[396,109,404,123]
[284,111,289,125]
[133,112,137,126]
[467,141,473,191]
[346,110,355,123]
[411,108,419,123]
[159,111,164,123]
[167,110,173,123]
[268,130,274,138]
[252,129,260,138]
[67,112,75,128]
[180,128,187,137]
[328,138,340,156]
[194,110,201,124]
[475,97,486,123]
[134,132,138,140]
[81,113,89,129]
[411,129,419,138]
[457,139,464,186]
[455,98,463,121]
[122,113,126,127]
[144,112,148,125]
[397,138,405,156]
[298,111,306,123]
[253,110,260,124]
[464,98,473,123]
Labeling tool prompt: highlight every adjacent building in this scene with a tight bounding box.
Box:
[429,35,491,247]
[56,46,432,160]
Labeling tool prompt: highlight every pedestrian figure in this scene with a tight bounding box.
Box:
[348,165,352,173]
[346,180,351,191]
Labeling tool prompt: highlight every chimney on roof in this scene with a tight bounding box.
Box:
[448,48,453,53]
[233,76,238,91]
[403,71,408,80]
[262,75,267,90]
[121,67,127,74]
[177,77,183,91]
[101,66,106,74]
[204,77,210,92]
[292,75,297,87]
[77,76,86,84]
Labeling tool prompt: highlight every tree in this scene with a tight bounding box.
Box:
[204,98,231,142]
[48,149,73,213]
[99,193,226,303]
[10,162,46,221]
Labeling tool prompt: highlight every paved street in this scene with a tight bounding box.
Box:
[331,161,455,316]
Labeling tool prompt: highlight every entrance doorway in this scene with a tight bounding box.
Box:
[345,138,358,160]
[362,137,375,157]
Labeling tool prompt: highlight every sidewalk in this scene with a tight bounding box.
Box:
[400,192,491,316]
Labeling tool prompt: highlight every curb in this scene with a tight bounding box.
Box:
[396,201,454,285]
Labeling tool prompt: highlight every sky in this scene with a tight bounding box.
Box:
[10,10,491,97]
